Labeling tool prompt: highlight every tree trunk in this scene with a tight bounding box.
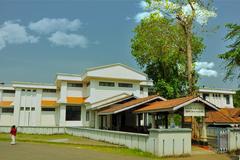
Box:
[186,28,194,95]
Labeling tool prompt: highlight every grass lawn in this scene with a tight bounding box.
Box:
[0,133,158,159]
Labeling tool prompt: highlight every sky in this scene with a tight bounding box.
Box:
[0,0,239,89]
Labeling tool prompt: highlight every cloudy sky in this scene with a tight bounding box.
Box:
[0,0,239,89]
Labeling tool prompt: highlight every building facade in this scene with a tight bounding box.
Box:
[0,64,152,127]
[0,63,237,128]
[198,88,236,108]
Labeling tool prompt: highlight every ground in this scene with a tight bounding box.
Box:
[0,133,231,160]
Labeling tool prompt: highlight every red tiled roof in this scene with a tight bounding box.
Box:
[134,96,196,113]
[219,108,240,118]
[205,110,239,123]
[98,95,161,115]
[185,108,240,124]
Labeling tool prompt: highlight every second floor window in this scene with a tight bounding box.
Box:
[3,90,15,93]
[43,89,56,93]
[118,83,133,88]
[99,82,115,87]
[67,83,83,87]
[202,93,209,100]
[224,95,230,104]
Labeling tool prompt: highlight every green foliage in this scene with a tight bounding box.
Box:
[131,14,204,98]
[219,23,240,82]
[234,90,240,107]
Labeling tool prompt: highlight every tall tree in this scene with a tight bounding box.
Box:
[131,14,204,98]
[145,0,216,94]
[219,23,240,82]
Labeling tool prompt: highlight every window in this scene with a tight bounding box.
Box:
[202,93,209,100]
[31,107,35,111]
[43,89,56,93]
[66,106,81,121]
[224,95,230,104]
[2,108,14,113]
[20,107,24,111]
[140,86,144,92]
[3,90,15,93]
[27,89,31,92]
[25,107,30,111]
[99,82,115,87]
[67,83,83,87]
[86,111,90,121]
[32,90,36,92]
[42,108,55,112]
[118,83,133,88]
[22,89,25,92]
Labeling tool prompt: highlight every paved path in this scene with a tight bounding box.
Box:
[0,142,149,160]
[0,142,231,160]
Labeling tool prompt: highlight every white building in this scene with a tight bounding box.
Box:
[0,64,152,127]
[0,63,237,127]
[198,88,236,108]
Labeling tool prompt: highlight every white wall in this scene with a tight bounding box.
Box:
[2,93,15,101]
[42,92,58,101]
[41,111,57,126]
[0,109,14,126]
[199,92,234,108]
[86,65,147,81]
[87,79,141,103]
[67,87,83,97]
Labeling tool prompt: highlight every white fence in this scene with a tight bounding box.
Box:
[228,128,240,151]
[0,126,191,157]
[0,126,65,134]
[207,127,240,152]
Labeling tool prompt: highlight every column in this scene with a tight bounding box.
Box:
[35,89,42,126]
[151,113,156,128]
[94,111,99,129]
[59,104,66,126]
[169,112,175,128]
[201,117,208,145]
[164,113,169,129]
[13,88,21,126]
[59,81,67,103]
[81,104,86,126]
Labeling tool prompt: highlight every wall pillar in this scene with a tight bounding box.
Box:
[13,88,21,126]
[169,112,175,128]
[201,117,208,145]
[164,113,169,129]
[94,111,99,129]
[35,89,42,126]
[151,113,156,128]
[59,104,66,126]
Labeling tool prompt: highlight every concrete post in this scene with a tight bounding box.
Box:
[35,89,42,126]
[13,88,21,126]
[94,111,99,129]
[201,117,208,145]
[59,104,66,126]
[170,113,175,128]
[151,113,156,128]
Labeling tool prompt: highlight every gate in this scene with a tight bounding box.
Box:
[217,128,228,153]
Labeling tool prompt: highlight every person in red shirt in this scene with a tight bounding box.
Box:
[10,125,17,145]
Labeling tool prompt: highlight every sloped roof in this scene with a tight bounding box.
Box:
[205,110,239,123]
[219,108,240,118]
[98,95,165,115]
[88,93,135,110]
[86,63,147,77]
[134,96,218,113]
